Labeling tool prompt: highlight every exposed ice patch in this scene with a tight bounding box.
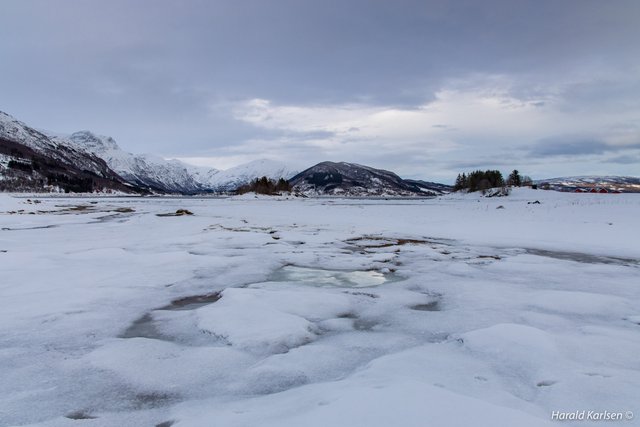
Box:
[269,265,389,288]
[119,293,225,345]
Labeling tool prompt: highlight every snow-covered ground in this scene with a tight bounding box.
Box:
[1,189,639,427]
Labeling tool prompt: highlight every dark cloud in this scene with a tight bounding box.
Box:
[0,0,639,179]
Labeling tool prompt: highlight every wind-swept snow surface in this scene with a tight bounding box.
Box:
[0,189,639,426]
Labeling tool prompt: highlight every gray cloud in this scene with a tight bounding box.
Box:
[530,138,612,157]
[606,154,640,165]
[447,159,523,170]
[530,136,640,157]
[1,0,640,180]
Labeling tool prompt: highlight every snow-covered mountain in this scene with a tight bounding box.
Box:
[64,131,298,193]
[62,131,209,194]
[1,112,120,179]
[536,176,640,193]
[60,130,300,193]
[2,109,452,196]
[290,161,441,196]
[199,159,298,191]
[0,111,136,193]
[404,179,452,195]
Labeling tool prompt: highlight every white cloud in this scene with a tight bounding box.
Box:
[198,74,640,181]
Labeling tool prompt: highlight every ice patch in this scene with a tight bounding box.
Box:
[269,265,388,288]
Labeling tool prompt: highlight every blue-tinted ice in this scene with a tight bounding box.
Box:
[269,266,389,288]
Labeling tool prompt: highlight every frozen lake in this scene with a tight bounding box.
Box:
[1,189,639,427]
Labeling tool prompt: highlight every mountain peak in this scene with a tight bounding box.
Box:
[194,158,298,191]
[0,110,16,121]
[70,131,120,152]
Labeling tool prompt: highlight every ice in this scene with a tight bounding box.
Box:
[1,190,639,426]
[269,265,388,287]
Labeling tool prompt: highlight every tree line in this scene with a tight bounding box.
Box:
[454,169,532,192]
[235,177,292,195]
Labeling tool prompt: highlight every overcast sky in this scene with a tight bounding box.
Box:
[1,0,639,182]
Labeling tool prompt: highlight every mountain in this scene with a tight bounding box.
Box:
[289,161,441,196]
[1,110,449,196]
[62,131,210,194]
[62,132,297,193]
[404,179,452,195]
[536,176,640,193]
[0,111,137,193]
[0,110,296,194]
[199,159,298,191]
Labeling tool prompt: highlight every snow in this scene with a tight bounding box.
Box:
[0,111,56,151]
[2,111,295,193]
[198,158,298,191]
[535,176,640,192]
[64,132,296,192]
[64,130,297,193]
[196,287,320,354]
[63,132,210,193]
[0,189,639,427]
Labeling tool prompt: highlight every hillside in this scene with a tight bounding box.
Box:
[290,161,444,196]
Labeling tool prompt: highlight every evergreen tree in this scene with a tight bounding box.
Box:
[457,170,504,192]
[235,176,292,195]
[454,174,464,191]
[275,178,292,192]
[507,170,522,187]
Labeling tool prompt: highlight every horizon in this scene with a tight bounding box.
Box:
[1,0,639,182]
[2,100,638,187]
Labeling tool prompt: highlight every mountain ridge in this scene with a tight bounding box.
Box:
[0,111,138,193]
[7,109,633,195]
[535,176,640,193]
[1,110,298,194]
[289,161,449,196]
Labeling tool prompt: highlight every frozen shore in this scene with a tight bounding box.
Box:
[1,189,639,426]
